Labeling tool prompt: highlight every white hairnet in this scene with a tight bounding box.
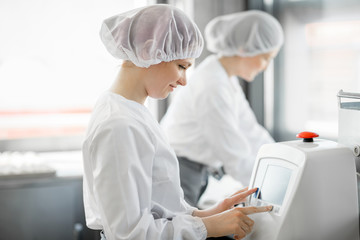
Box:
[100,4,204,68]
[205,10,284,57]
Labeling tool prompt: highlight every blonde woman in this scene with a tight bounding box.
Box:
[82,5,272,240]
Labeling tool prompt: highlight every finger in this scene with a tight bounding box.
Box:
[240,223,252,235]
[230,187,249,197]
[222,188,258,210]
[240,205,273,215]
[233,230,246,240]
[229,188,258,205]
[234,235,246,240]
[244,218,254,228]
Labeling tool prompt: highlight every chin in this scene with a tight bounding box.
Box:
[245,73,258,82]
[152,94,169,100]
[238,73,255,82]
[242,76,254,82]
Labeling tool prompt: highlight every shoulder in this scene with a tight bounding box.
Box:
[99,114,155,142]
[85,104,156,152]
[190,56,229,88]
[93,92,155,136]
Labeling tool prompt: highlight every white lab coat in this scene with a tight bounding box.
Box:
[161,55,274,185]
[82,91,207,240]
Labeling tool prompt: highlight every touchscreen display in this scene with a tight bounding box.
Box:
[258,165,292,206]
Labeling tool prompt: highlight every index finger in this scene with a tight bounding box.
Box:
[229,187,249,197]
[229,188,258,203]
[239,206,273,215]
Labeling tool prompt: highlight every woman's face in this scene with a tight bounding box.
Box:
[144,58,194,99]
[235,50,279,82]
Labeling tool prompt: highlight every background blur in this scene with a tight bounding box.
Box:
[1,0,360,239]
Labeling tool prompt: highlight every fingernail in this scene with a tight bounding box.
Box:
[268,206,273,211]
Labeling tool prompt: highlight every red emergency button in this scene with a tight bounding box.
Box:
[296,131,319,142]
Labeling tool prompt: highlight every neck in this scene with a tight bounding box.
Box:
[110,61,147,105]
[218,56,243,78]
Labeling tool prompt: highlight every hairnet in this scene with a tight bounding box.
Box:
[205,10,284,57]
[100,4,204,68]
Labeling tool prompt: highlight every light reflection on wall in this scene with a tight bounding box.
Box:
[280,6,360,140]
[305,20,360,135]
[0,0,150,140]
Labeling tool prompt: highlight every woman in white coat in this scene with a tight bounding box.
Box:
[82,5,272,240]
[160,10,284,207]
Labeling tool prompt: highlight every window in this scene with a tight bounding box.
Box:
[0,0,151,151]
[270,0,360,141]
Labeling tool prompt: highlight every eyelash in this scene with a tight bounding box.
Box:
[178,65,186,70]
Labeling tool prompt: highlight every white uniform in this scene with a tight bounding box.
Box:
[82,91,207,240]
[161,55,274,185]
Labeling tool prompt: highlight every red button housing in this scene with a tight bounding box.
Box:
[296,131,319,142]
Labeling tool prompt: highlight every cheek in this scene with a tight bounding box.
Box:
[160,67,179,81]
[243,60,264,81]
[246,60,260,73]
[145,77,163,96]
[259,59,269,70]
[249,61,266,75]
[169,70,182,81]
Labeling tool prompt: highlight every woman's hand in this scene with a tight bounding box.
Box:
[193,187,258,218]
[193,187,272,239]
[217,187,258,213]
[201,205,272,239]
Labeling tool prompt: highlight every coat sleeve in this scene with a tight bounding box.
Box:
[88,118,207,240]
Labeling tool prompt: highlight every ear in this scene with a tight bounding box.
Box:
[140,39,154,61]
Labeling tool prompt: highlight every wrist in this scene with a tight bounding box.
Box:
[201,216,215,238]
[193,208,206,217]
[193,205,219,218]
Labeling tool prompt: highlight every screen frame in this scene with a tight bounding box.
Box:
[249,157,299,216]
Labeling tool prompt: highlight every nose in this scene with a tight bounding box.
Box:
[177,73,187,86]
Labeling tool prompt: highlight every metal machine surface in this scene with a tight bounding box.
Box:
[338,90,360,232]
[338,90,360,169]
[244,134,359,240]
